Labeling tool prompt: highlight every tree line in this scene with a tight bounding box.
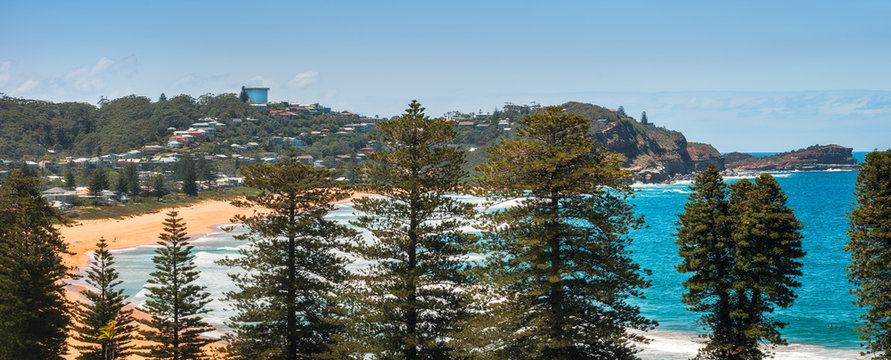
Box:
[0,101,889,360]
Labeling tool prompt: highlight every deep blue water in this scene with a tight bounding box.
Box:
[83,164,868,357]
[629,171,861,350]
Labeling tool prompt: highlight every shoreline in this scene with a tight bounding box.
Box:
[60,192,373,359]
[641,167,859,187]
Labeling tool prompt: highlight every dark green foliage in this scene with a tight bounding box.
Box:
[219,156,355,359]
[617,105,626,116]
[122,163,141,196]
[239,86,248,103]
[195,156,214,187]
[846,150,891,358]
[329,101,476,359]
[0,171,72,359]
[73,237,137,360]
[65,168,77,190]
[152,174,167,200]
[89,168,109,196]
[159,93,167,102]
[0,93,254,158]
[115,174,128,194]
[640,111,648,125]
[138,211,213,359]
[676,170,805,360]
[675,165,735,358]
[177,156,198,197]
[19,163,37,177]
[461,106,654,359]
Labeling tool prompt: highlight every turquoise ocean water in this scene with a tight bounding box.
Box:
[76,152,871,359]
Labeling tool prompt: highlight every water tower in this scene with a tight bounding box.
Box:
[244,87,269,104]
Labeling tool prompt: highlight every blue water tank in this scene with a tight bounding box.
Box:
[244,87,269,104]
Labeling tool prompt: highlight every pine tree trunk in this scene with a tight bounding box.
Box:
[548,194,564,356]
[287,206,298,360]
[406,192,419,360]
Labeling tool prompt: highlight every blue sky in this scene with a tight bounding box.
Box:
[1,1,889,151]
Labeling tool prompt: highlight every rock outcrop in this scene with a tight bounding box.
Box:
[562,102,858,183]
[564,101,703,183]
[687,142,725,172]
[724,144,859,172]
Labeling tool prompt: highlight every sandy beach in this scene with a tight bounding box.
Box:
[59,199,258,272]
[59,199,256,359]
[60,193,373,359]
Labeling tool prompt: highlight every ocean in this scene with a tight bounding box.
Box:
[83,152,871,359]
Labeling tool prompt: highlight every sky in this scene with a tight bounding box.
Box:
[1,0,890,151]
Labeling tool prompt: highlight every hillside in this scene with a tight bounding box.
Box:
[0,93,256,159]
[563,102,721,183]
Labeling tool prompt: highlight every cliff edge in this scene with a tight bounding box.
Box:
[564,102,723,183]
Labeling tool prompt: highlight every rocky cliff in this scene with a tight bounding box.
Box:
[725,144,859,172]
[562,102,857,182]
[564,102,711,183]
[687,142,725,172]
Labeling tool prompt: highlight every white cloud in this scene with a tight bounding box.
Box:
[246,76,275,88]
[14,79,40,93]
[64,56,137,91]
[287,71,318,89]
[0,61,11,87]
[170,75,196,89]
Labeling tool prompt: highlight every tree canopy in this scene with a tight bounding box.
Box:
[465,106,654,359]
[846,150,891,358]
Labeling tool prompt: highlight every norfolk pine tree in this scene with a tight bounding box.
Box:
[329,100,477,359]
[846,150,891,358]
[727,176,804,359]
[123,162,141,196]
[89,167,109,196]
[219,156,355,359]
[178,156,198,197]
[465,106,655,359]
[675,165,736,358]
[65,167,77,190]
[0,171,73,359]
[73,237,137,360]
[152,174,167,200]
[139,211,213,359]
[677,172,805,360]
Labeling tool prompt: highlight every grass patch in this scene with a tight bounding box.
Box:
[67,187,260,220]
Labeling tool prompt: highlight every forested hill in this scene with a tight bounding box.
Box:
[0,94,725,183]
[0,93,256,158]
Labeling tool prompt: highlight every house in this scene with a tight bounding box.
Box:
[42,187,76,203]
[140,145,164,154]
[38,160,61,172]
[458,121,475,128]
[123,150,143,159]
[296,155,313,165]
[76,188,118,203]
[260,152,278,163]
